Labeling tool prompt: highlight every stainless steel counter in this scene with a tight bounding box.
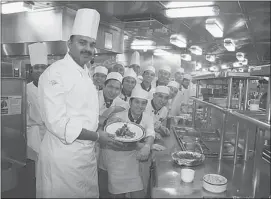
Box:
[151,127,270,198]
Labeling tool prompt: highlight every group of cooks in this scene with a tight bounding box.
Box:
[26,8,195,199]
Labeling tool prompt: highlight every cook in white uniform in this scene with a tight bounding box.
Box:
[37,9,123,198]
[110,62,125,76]
[145,86,171,138]
[119,68,137,102]
[104,87,155,198]
[129,51,141,77]
[93,66,108,90]
[152,65,171,88]
[26,42,48,167]
[174,67,185,91]
[166,81,180,116]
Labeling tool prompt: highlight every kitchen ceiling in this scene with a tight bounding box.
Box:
[2,1,270,68]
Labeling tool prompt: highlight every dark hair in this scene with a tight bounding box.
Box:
[69,35,75,42]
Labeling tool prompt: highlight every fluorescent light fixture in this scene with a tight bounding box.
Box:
[131,45,156,50]
[236,52,245,61]
[166,2,214,9]
[2,2,33,14]
[209,65,219,72]
[205,18,223,38]
[156,46,172,50]
[224,38,235,52]
[205,54,216,62]
[170,34,187,48]
[221,64,228,69]
[202,68,208,72]
[189,46,202,55]
[195,62,202,70]
[239,58,248,65]
[131,40,155,46]
[233,61,243,68]
[153,49,171,56]
[181,54,192,61]
[165,6,220,18]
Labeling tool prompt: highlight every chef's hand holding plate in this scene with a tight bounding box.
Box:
[97,129,124,149]
[152,144,166,151]
[136,144,151,161]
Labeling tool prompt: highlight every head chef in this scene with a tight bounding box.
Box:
[28,42,48,87]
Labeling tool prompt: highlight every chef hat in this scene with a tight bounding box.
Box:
[28,43,48,66]
[143,65,155,73]
[123,68,137,80]
[155,86,170,95]
[106,72,123,83]
[183,74,192,80]
[167,81,180,90]
[159,65,171,73]
[94,66,108,75]
[176,67,184,74]
[130,51,140,66]
[131,87,149,100]
[71,9,100,40]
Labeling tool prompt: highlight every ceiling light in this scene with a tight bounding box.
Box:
[236,52,245,61]
[205,54,216,62]
[205,18,223,38]
[166,1,214,9]
[224,38,235,52]
[238,68,244,72]
[131,45,156,50]
[233,61,243,67]
[221,64,228,69]
[195,62,202,70]
[153,49,171,56]
[209,65,219,72]
[170,34,187,48]
[202,68,209,72]
[2,2,33,14]
[189,46,202,55]
[239,58,248,65]
[131,40,155,46]
[181,54,192,61]
[164,6,220,18]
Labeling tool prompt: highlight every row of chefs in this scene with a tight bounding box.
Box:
[26,7,195,199]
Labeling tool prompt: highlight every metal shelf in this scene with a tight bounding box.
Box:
[192,72,263,81]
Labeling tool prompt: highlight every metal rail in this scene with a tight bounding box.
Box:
[190,97,227,113]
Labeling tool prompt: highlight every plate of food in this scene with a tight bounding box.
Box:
[171,151,205,167]
[105,121,145,142]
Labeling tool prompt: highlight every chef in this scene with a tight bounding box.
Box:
[103,87,155,198]
[166,80,180,116]
[26,42,48,170]
[129,51,141,76]
[119,68,138,102]
[37,8,123,198]
[93,65,108,90]
[174,67,185,91]
[110,62,125,76]
[145,86,171,138]
[152,65,171,87]
[134,65,156,100]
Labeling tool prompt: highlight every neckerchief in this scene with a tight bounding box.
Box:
[128,109,143,124]
[151,100,162,115]
[103,93,113,108]
[141,82,151,92]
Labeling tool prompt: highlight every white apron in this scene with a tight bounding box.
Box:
[37,54,100,198]
[26,82,47,163]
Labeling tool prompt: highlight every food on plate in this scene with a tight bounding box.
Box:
[203,174,227,185]
[115,124,136,138]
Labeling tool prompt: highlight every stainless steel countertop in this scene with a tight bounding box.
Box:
[151,127,270,198]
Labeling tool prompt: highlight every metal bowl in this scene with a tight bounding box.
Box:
[171,151,205,167]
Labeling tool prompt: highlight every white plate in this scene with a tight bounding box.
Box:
[105,122,145,142]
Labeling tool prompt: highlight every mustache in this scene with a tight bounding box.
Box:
[80,51,92,56]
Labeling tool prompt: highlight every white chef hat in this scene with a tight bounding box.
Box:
[183,74,192,80]
[143,65,155,73]
[131,87,149,100]
[167,81,180,89]
[138,75,143,81]
[130,51,140,66]
[106,72,123,83]
[28,43,48,66]
[159,65,171,73]
[123,68,137,80]
[155,86,170,95]
[94,66,108,75]
[71,9,100,40]
[176,67,184,74]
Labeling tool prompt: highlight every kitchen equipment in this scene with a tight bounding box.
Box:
[104,121,145,142]
[248,99,260,111]
[171,151,205,167]
[203,174,228,193]
[181,168,195,183]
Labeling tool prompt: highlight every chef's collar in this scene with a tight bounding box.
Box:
[103,92,113,108]
[65,53,86,74]
[141,82,151,92]
[151,99,162,115]
[128,108,143,124]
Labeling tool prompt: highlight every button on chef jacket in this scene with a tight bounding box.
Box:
[37,53,100,198]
